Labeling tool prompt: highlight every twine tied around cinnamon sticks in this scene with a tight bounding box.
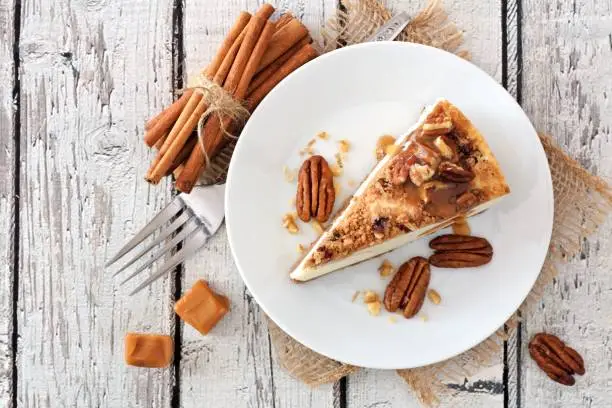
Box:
[143,5,319,191]
[184,74,250,177]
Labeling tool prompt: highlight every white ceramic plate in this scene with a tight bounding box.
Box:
[225,42,553,369]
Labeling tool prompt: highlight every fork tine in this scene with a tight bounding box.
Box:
[112,212,192,277]
[120,220,200,285]
[128,231,210,296]
[105,198,184,267]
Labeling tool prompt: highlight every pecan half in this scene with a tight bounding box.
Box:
[429,251,492,268]
[389,150,416,185]
[529,333,585,386]
[438,162,475,183]
[296,156,335,223]
[383,257,430,318]
[428,234,493,268]
[429,234,492,253]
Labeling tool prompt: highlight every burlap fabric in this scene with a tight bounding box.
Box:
[263,1,612,406]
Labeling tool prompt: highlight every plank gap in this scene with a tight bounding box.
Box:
[10,1,23,407]
[336,377,347,408]
[501,0,523,406]
[171,0,186,407]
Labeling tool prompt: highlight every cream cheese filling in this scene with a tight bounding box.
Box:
[290,197,502,281]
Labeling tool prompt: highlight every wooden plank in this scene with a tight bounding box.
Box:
[346,0,505,406]
[520,1,612,406]
[178,2,337,407]
[17,1,176,406]
[0,0,16,405]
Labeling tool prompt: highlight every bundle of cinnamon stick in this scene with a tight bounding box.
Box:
[143,4,318,193]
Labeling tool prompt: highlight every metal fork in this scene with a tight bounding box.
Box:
[106,183,226,295]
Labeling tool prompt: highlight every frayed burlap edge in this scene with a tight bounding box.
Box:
[264,1,612,406]
[321,0,468,58]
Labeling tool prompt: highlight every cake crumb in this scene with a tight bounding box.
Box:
[351,291,360,303]
[419,314,428,322]
[330,164,343,177]
[283,165,296,182]
[367,301,381,316]
[334,182,341,197]
[299,146,315,156]
[334,152,344,168]
[427,289,441,305]
[388,316,397,324]
[282,213,299,234]
[378,259,395,277]
[317,131,329,140]
[338,139,350,153]
[347,179,357,188]
[363,290,379,304]
[296,243,305,253]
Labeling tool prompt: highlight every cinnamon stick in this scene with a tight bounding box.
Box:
[213,27,248,85]
[223,4,275,95]
[207,11,251,78]
[154,132,168,150]
[275,13,294,30]
[145,113,160,131]
[235,20,276,99]
[256,18,309,75]
[146,12,253,183]
[248,35,311,95]
[165,136,197,176]
[144,132,169,181]
[173,164,185,179]
[176,11,275,193]
[247,43,318,110]
[144,91,194,147]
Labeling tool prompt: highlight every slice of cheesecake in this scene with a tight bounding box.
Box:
[290,99,510,282]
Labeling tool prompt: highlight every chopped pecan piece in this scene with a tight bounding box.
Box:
[383,257,430,318]
[438,162,475,183]
[456,191,478,210]
[529,333,585,386]
[409,163,435,187]
[409,141,441,169]
[296,156,335,223]
[422,114,453,136]
[388,150,416,185]
[434,136,455,159]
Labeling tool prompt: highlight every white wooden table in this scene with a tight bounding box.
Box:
[1,0,611,406]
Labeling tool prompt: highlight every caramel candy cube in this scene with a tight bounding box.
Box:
[124,333,173,368]
[175,280,229,335]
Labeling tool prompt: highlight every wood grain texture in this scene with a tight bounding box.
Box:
[17,1,176,406]
[178,2,337,407]
[520,0,612,407]
[346,0,505,406]
[0,0,16,405]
